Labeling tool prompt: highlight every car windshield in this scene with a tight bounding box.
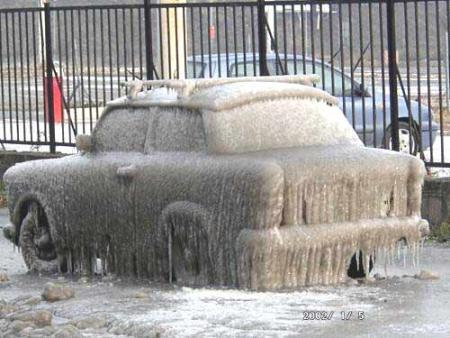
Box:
[229,58,356,97]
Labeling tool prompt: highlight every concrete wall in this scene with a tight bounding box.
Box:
[422,177,450,233]
[0,151,65,180]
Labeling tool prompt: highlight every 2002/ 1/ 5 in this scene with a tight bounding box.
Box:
[303,311,365,320]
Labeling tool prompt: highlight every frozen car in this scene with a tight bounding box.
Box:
[3,75,429,290]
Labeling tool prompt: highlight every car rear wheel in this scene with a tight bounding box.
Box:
[347,251,374,279]
[19,202,59,273]
[384,121,420,156]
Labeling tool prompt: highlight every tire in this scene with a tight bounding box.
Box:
[347,251,374,279]
[384,121,420,156]
[19,202,59,274]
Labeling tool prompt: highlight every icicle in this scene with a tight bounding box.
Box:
[363,253,370,279]
[384,251,388,278]
[412,243,417,269]
[356,249,360,272]
[405,244,409,268]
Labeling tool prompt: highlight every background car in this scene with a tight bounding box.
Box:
[187,53,439,156]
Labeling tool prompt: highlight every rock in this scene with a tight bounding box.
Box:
[52,325,83,338]
[345,278,359,286]
[11,295,34,305]
[7,320,36,333]
[42,283,75,302]
[0,272,9,283]
[373,273,386,281]
[414,270,440,280]
[70,315,109,330]
[0,303,19,317]
[24,297,42,306]
[133,291,150,299]
[358,277,376,284]
[22,326,56,337]
[9,310,52,327]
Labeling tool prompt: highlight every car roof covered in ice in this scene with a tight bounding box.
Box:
[105,75,339,113]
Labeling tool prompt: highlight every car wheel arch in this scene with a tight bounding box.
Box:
[12,193,55,246]
[159,201,215,285]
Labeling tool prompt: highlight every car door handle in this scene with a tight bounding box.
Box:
[116,164,137,179]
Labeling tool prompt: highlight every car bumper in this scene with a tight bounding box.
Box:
[420,124,439,150]
[2,223,16,244]
[236,216,428,290]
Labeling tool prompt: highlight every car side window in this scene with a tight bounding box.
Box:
[186,61,207,78]
[228,58,355,96]
[228,60,260,77]
[313,64,355,97]
[279,59,354,97]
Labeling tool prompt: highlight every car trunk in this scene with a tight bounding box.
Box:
[239,144,425,226]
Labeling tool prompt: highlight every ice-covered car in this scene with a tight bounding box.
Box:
[3,75,429,290]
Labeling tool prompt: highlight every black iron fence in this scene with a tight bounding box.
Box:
[0,0,449,168]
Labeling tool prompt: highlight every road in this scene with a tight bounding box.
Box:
[1,210,449,337]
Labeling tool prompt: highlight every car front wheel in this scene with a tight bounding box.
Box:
[19,202,59,273]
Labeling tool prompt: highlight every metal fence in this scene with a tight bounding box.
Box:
[0,0,449,168]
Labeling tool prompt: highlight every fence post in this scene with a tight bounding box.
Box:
[386,0,400,151]
[257,0,269,76]
[43,0,56,153]
[144,0,154,80]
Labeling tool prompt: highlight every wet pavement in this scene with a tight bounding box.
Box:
[1,209,449,337]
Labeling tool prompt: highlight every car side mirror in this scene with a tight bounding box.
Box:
[76,134,92,153]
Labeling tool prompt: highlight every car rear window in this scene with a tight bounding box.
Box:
[202,98,362,154]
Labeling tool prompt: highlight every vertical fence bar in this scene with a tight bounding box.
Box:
[386,0,400,151]
[18,13,26,142]
[348,3,355,128]
[32,12,41,143]
[78,9,86,133]
[216,6,222,77]
[436,0,444,163]
[369,1,376,147]
[425,2,433,161]
[404,1,412,153]
[138,8,144,79]
[251,6,256,75]
[12,12,19,141]
[0,13,5,141]
[358,2,366,145]
[257,0,269,76]
[232,5,237,76]
[44,2,56,153]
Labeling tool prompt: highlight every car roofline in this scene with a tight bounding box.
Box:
[187,53,316,63]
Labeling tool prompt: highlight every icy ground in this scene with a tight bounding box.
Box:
[0,209,449,338]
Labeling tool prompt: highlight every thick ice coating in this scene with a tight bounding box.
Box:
[3,78,428,290]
